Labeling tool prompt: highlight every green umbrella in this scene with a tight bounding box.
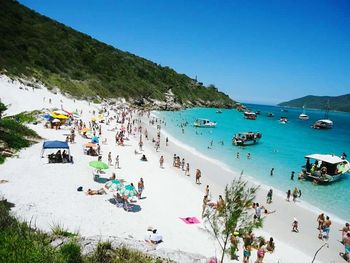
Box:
[105,179,123,191]
[89,160,109,170]
[119,184,138,198]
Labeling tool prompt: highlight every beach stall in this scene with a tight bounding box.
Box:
[41,140,72,163]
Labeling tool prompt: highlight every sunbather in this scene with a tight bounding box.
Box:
[86,188,106,195]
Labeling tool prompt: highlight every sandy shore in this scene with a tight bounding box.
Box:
[0,75,346,262]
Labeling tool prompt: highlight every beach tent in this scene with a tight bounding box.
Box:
[41,140,70,157]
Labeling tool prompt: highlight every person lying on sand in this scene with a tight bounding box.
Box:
[86,188,106,195]
[145,229,163,244]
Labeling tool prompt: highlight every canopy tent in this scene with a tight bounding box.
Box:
[41,140,70,158]
[305,154,345,164]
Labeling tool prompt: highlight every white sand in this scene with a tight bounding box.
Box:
[0,74,345,262]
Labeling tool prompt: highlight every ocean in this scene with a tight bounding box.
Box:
[156,105,350,220]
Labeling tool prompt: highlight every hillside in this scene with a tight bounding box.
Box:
[278,94,350,112]
[0,0,236,109]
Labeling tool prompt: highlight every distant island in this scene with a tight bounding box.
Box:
[278,94,350,112]
[0,0,236,110]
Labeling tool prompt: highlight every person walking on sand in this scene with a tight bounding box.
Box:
[195,169,202,184]
[159,155,164,168]
[185,163,190,176]
[286,189,291,201]
[202,195,208,218]
[205,185,210,197]
[266,189,273,204]
[114,155,120,169]
[166,137,168,146]
[181,158,185,170]
[173,154,176,167]
[139,140,143,151]
[317,213,325,230]
[292,218,299,233]
[320,216,332,240]
[108,152,112,166]
[292,187,299,202]
[137,178,144,199]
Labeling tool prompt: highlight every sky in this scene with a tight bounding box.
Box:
[19,0,350,104]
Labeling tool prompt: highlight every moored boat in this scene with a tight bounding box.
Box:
[244,111,257,120]
[299,106,309,120]
[312,119,333,129]
[232,132,262,146]
[300,154,349,184]
[279,116,288,124]
[216,110,223,114]
[193,118,216,128]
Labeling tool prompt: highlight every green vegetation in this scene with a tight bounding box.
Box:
[0,0,235,108]
[204,177,261,262]
[6,110,42,124]
[0,199,167,262]
[278,94,350,112]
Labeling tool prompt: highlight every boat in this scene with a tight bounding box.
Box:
[216,110,223,114]
[255,111,261,115]
[267,112,274,117]
[312,119,333,129]
[232,132,262,146]
[300,154,350,184]
[193,118,216,128]
[299,106,309,120]
[244,111,257,120]
[312,101,333,129]
[279,116,288,124]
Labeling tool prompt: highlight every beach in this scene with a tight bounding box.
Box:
[0,74,346,262]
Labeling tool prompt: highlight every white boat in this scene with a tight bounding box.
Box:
[312,101,333,129]
[299,106,309,120]
[312,119,333,129]
[216,110,223,114]
[301,154,350,184]
[193,118,216,128]
[244,111,257,120]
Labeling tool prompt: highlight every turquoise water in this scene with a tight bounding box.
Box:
[157,105,350,220]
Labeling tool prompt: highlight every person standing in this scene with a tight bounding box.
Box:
[185,163,190,176]
[159,155,164,168]
[172,154,176,167]
[266,189,273,204]
[317,213,325,230]
[137,178,144,199]
[181,158,185,170]
[166,137,169,146]
[292,218,299,233]
[108,152,112,166]
[270,168,274,176]
[195,169,202,184]
[286,189,291,201]
[115,155,120,169]
[292,187,299,202]
[290,171,295,180]
[320,216,332,240]
[139,140,143,151]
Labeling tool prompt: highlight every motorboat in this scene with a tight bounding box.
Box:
[300,154,349,184]
[193,118,216,128]
[279,116,288,124]
[216,110,223,114]
[244,111,257,120]
[255,111,261,115]
[312,119,333,129]
[299,106,309,120]
[232,132,262,146]
[312,101,333,129]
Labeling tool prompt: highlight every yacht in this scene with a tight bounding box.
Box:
[299,106,309,120]
[193,118,216,128]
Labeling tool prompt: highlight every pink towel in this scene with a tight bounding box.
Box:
[180,217,200,224]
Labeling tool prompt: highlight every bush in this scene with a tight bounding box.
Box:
[59,241,83,263]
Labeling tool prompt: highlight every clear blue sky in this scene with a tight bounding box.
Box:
[19,0,350,104]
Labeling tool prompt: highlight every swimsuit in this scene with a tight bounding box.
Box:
[243,250,251,257]
[345,245,350,253]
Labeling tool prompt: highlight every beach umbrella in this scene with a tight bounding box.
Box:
[53,110,68,115]
[51,112,69,119]
[89,161,109,170]
[105,179,123,191]
[119,184,138,198]
[91,136,99,144]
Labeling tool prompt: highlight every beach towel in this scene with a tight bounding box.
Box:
[180,217,200,224]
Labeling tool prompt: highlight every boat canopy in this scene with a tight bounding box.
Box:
[305,154,345,164]
[317,119,333,124]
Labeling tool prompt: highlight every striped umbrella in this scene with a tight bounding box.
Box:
[119,184,138,198]
[105,179,123,191]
